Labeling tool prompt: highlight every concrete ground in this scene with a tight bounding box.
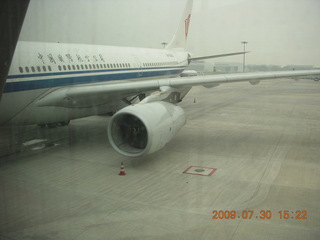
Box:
[0,79,319,240]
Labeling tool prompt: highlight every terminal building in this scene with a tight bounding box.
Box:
[214,62,242,73]
[186,60,215,73]
[187,61,242,73]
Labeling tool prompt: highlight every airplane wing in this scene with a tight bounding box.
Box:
[37,69,320,107]
[189,51,249,61]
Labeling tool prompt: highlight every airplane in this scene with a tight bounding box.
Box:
[1,0,319,157]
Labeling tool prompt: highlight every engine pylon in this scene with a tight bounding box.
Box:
[119,162,126,176]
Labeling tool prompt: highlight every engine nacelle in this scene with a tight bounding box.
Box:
[180,70,198,77]
[108,101,186,157]
[249,80,260,85]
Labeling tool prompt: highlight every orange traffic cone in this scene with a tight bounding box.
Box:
[119,162,126,176]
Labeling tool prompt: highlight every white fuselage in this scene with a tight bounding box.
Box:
[0,41,189,125]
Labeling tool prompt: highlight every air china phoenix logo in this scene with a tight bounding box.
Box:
[185,14,191,38]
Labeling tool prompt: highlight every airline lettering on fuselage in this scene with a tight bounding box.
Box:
[48,54,56,64]
[35,52,106,65]
[58,54,65,62]
[37,53,45,64]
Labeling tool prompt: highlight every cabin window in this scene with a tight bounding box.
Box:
[72,65,75,70]
[37,66,41,72]
[76,65,80,70]
[89,64,92,69]
[43,66,47,72]
[67,65,71,70]
[19,67,23,73]
[92,64,96,69]
[85,64,88,69]
[31,66,35,72]
[48,66,52,71]
[25,67,29,72]
[81,65,84,70]
[63,65,66,70]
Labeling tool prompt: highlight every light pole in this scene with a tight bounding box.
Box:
[241,41,248,72]
[161,42,167,48]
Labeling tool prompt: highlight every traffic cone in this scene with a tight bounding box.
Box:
[119,162,126,176]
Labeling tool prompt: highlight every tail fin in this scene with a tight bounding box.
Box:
[166,0,193,50]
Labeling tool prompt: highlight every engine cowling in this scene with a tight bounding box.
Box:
[249,80,260,85]
[108,101,186,157]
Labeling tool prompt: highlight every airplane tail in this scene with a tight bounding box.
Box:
[166,0,193,50]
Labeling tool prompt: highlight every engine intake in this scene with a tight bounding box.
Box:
[108,101,186,157]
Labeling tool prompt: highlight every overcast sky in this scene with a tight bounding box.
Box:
[19,0,320,67]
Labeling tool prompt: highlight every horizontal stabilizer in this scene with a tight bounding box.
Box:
[189,51,249,61]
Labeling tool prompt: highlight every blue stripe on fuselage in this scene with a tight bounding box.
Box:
[4,67,184,93]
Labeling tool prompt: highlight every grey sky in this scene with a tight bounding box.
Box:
[19,0,320,67]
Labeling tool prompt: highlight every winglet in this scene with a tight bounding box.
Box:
[166,0,193,50]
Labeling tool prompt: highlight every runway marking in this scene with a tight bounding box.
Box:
[183,166,217,176]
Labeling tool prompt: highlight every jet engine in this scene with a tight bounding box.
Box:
[249,80,260,85]
[108,101,186,157]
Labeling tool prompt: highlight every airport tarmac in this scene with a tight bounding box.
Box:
[0,78,319,240]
